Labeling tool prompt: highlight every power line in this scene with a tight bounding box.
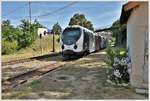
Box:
[11,2,77,20]
[3,2,103,20]
[33,1,77,18]
[29,1,32,42]
[3,3,29,17]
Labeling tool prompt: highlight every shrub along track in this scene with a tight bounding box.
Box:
[2,52,69,92]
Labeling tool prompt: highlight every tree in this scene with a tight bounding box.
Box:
[2,20,20,41]
[51,23,62,43]
[111,20,126,46]
[19,19,31,32]
[69,13,94,30]
[51,23,62,35]
[111,20,120,37]
[33,19,44,29]
[18,19,38,48]
[2,20,20,54]
[2,19,45,54]
[2,20,11,26]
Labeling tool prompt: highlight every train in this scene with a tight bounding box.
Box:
[60,25,107,59]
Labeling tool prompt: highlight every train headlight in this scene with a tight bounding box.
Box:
[74,44,77,49]
[62,45,64,49]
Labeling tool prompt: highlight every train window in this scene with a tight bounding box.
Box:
[62,28,81,45]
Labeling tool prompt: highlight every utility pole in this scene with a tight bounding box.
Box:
[52,32,55,52]
[29,2,31,24]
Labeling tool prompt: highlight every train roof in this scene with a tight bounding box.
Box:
[65,25,94,34]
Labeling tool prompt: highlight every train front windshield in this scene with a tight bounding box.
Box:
[62,28,81,45]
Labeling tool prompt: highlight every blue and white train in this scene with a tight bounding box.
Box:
[60,25,107,58]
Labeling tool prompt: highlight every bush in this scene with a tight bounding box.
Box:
[105,45,115,66]
[106,46,130,85]
[17,32,37,49]
[2,40,18,54]
[106,46,127,67]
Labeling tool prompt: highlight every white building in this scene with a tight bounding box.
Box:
[37,28,49,37]
[120,2,148,94]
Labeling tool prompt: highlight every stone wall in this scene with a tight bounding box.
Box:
[126,2,148,92]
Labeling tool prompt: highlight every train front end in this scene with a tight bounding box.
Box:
[60,26,83,58]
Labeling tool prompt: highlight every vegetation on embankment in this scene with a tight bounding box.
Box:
[2,19,62,55]
[2,35,60,62]
[2,19,43,55]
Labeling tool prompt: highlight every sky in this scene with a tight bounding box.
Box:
[2,1,126,30]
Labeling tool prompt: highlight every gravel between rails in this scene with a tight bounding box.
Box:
[2,52,67,92]
[2,61,66,92]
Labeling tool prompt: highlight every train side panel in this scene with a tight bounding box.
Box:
[83,30,90,53]
[89,32,95,53]
[95,35,101,51]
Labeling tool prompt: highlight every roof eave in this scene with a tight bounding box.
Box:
[120,2,141,25]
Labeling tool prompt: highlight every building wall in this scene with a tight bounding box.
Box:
[38,28,48,37]
[127,2,148,89]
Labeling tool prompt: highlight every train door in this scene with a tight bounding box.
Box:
[95,35,98,51]
[96,35,101,50]
[101,37,104,49]
[89,32,95,52]
[98,35,101,50]
[83,30,89,52]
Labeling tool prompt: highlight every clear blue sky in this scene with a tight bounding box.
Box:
[2,1,126,29]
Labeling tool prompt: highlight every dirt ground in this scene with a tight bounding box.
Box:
[2,50,148,99]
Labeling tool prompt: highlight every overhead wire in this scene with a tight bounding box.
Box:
[3,3,29,17]
[3,1,77,21]
[33,1,77,18]
[31,1,77,27]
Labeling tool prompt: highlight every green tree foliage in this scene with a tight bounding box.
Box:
[2,25,16,41]
[2,20,20,54]
[111,20,120,37]
[33,19,44,28]
[2,20,11,26]
[18,19,44,48]
[51,23,62,35]
[69,13,94,31]
[111,20,126,46]
[18,19,36,48]
[51,23,62,43]
[2,19,44,54]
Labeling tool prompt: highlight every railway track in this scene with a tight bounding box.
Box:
[2,52,61,66]
[2,52,69,92]
[2,52,82,92]
[2,61,65,92]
